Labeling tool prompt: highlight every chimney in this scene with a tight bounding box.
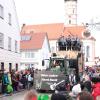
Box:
[30,30,34,34]
[21,23,26,33]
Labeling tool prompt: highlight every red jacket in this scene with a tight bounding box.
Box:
[92,82,100,100]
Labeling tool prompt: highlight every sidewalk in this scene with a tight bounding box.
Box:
[0,89,26,98]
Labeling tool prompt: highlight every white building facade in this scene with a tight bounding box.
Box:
[0,0,20,72]
[20,33,50,70]
[82,38,95,66]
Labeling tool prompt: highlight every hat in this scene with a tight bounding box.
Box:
[38,94,49,100]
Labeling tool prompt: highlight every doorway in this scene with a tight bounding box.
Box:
[1,62,4,71]
[9,63,12,73]
[16,63,18,71]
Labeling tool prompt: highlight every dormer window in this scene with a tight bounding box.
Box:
[21,35,31,41]
[86,46,90,58]
[69,20,71,24]
[8,37,11,51]
[15,40,17,52]
[0,33,4,48]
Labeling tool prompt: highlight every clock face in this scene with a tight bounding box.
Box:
[83,31,91,38]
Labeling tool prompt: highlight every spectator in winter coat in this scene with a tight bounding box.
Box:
[92,82,100,100]
[2,71,9,94]
[82,72,92,92]
[83,80,92,92]
[24,89,37,100]
[70,82,81,97]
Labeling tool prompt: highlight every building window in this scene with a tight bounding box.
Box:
[8,37,11,51]
[21,52,25,58]
[21,35,31,41]
[0,4,4,19]
[0,33,4,48]
[73,9,75,14]
[8,13,11,25]
[1,62,4,71]
[16,63,18,71]
[86,46,90,58]
[69,20,71,24]
[9,63,12,73]
[25,51,35,58]
[20,52,22,57]
[25,52,28,58]
[42,60,45,66]
[31,52,34,58]
[51,46,55,52]
[15,40,17,52]
[25,52,30,58]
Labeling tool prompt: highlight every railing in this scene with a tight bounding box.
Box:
[56,45,82,51]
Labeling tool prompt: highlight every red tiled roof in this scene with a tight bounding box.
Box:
[20,32,47,50]
[63,26,86,38]
[21,23,64,40]
[63,26,96,40]
[21,23,95,40]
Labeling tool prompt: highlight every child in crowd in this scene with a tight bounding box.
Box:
[24,90,37,100]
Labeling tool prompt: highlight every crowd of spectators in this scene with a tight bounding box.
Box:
[0,68,34,95]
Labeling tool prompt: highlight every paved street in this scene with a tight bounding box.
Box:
[0,91,27,100]
[0,90,52,100]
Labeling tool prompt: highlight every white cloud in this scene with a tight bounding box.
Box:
[14,0,100,26]
[14,0,65,26]
[77,0,100,24]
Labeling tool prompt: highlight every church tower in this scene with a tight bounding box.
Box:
[64,0,77,26]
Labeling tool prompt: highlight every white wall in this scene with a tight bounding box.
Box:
[20,50,39,70]
[38,36,50,69]
[20,35,50,70]
[0,0,20,71]
[82,39,95,62]
[64,1,77,25]
[90,29,100,58]
[49,40,57,53]
[41,36,50,59]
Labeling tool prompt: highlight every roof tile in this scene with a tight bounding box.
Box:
[20,32,46,50]
[21,23,95,41]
